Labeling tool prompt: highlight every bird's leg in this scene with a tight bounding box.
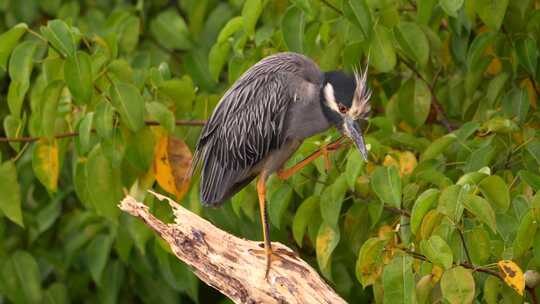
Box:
[256,171,273,278]
[277,137,344,180]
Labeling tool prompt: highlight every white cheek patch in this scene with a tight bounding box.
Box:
[348,96,370,119]
[323,83,340,113]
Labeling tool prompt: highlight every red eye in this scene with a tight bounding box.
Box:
[338,103,348,114]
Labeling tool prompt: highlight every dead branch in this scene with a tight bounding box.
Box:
[118,191,347,304]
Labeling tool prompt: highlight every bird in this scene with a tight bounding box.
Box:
[191,52,371,277]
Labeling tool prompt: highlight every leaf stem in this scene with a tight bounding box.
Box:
[0,120,206,143]
[318,0,343,15]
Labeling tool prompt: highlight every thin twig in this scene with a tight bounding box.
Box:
[384,205,411,217]
[0,120,206,143]
[400,57,454,132]
[318,0,343,15]
[457,228,473,265]
[403,249,502,279]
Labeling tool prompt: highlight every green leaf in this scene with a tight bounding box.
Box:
[439,0,464,17]
[316,222,340,279]
[516,37,538,78]
[417,0,436,24]
[86,144,122,220]
[109,80,145,132]
[95,99,114,140]
[158,77,196,112]
[382,254,416,304]
[411,189,439,235]
[513,210,538,257]
[0,161,23,227]
[475,0,509,31]
[345,149,365,189]
[465,226,491,265]
[518,170,540,191]
[394,22,430,67]
[76,112,93,154]
[32,140,60,193]
[85,234,113,285]
[467,32,497,69]
[208,42,230,81]
[320,175,348,228]
[420,235,453,269]
[0,251,42,304]
[344,0,372,40]
[43,283,69,304]
[371,25,396,73]
[457,171,489,186]
[146,102,175,134]
[281,6,304,53]
[371,166,401,208]
[292,196,319,246]
[64,51,93,104]
[3,114,24,152]
[0,23,27,70]
[463,194,497,232]
[268,183,294,229]
[8,40,38,118]
[242,0,263,37]
[217,17,244,44]
[355,237,385,287]
[40,80,64,140]
[41,19,77,58]
[420,133,457,161]
[149,10,192,50]
[437,184,465,222]
[441,266,475,304]
[398,77,431,128]
[478,175,510,212]
[502,88,530,123]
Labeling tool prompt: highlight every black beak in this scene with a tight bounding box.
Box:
[343,117,368,161]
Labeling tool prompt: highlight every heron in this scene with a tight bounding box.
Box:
[191,52,371,277]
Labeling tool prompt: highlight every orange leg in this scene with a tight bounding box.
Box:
[277,137,345,180]
[257,172,272,278]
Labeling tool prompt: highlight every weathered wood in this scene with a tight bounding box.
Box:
[118,191,347,304]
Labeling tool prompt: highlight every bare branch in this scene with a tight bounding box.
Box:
[0,120,206,143]
[118,192,347,304]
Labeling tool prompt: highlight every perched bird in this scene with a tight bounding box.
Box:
[192,52,371,277]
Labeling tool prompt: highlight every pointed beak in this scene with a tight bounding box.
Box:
[343,117,368,161]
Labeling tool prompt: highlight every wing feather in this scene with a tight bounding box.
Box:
[193,52,322,205]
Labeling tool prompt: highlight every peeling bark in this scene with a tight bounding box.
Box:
[118,191,347,304]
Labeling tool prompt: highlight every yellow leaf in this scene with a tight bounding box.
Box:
[399,151,417,176]
[431,265,444,283]
[32,139,59,192]
[486,57,502,75]
[497,260,525,296]
[153,134,193,201]
[383,154,398,168]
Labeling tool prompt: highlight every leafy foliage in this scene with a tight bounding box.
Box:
[0,0,539,303]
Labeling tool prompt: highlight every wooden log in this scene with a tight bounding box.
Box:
[118,191,347,304]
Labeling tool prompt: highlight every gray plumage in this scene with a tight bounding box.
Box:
[193,52,327,206]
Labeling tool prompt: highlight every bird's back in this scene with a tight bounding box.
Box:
[193,52,322,206]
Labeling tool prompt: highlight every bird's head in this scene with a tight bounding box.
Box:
[321,69,372,161]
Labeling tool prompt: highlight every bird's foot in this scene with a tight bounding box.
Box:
[252,243,280,280]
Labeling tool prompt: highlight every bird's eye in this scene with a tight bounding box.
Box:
[338,103,348,114]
